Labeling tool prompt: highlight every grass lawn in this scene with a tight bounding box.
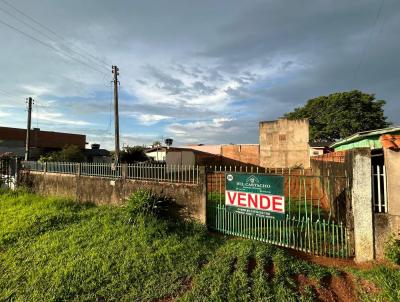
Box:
[0,189,399,301]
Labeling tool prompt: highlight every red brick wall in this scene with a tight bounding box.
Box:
[0,127,86,149]
[221,144,260,166]
[311,151,346,163]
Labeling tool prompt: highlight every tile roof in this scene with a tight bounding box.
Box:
[380,134,400,150]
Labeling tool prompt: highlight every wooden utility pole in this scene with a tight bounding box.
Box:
[24,97,33,161]
[112,65,120,163]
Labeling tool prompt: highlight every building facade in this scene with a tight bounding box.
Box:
[259,119,310,168]
[0,126,86,159]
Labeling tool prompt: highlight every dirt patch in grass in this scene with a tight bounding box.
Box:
[293,272,357,302]
[247,257,257,276]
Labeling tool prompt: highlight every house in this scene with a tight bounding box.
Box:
[146,146,167,162]
[0,126,86,160]
[323,126,400,258]
[330,127,400,152]
[84,144,111,163]
[309,141,333,157]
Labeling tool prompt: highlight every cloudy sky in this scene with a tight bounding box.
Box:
[0,0,399,149]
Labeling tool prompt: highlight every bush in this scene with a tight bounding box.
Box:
[384,234,400,265]
[126,190,170,223]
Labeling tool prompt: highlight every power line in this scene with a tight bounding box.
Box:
[0,18,107,75]
[0,4,109,72]
[0,0,110,69]
[353,0,386,85]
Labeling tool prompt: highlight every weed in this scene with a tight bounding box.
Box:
[384,234,400,265]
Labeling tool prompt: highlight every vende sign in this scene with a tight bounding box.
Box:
[225,173,285,219]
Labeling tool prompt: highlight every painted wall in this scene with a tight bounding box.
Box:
[259,119,310,168]
[374,149,400,259]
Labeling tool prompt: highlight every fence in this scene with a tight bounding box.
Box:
[21,161,200,184]
[206,165,352,258]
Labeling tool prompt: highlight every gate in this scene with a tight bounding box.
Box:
[206,166,353,258]
[0,155,18,189]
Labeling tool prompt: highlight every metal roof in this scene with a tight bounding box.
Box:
[330,126,400,149]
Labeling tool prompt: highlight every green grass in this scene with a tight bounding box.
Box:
[1,189,399,301]
[351,265,400,302]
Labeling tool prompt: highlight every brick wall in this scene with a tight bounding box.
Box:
[0,126,86,149]
[221,144,260,166]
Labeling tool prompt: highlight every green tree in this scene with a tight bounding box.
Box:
[120,146,148,163]
[284,90,390,141]
[39,145,85,162]
[152,140,161,147]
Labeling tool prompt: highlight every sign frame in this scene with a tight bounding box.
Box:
[224,172,285,220]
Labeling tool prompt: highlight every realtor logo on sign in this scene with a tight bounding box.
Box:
[225,173,285,220]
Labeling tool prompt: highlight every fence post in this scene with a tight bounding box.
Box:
[199,166,207,224]
[122,163,128,180]
[44,162,47,174]
[351,148,374,262]
[76,163,81,177]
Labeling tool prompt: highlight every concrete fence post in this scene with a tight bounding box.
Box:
[76,163,81,177]
[199,166,207,225]
[351,148,374,262]
[122,163,128,180]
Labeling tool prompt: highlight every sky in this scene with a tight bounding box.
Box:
[0,0,399,149]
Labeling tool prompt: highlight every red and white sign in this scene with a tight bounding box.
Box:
[225,190,285,213]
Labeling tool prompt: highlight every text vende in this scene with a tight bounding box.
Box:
[225,190,285,213]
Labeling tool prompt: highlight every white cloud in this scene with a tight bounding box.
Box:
[0,112,10,117]
[32,111,92,126]
[130,113,171,125]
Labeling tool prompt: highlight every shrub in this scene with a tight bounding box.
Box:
[384,234,400,265]
[126,190,170,223]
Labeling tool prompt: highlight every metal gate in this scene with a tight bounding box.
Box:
[0,156,18,190]
[206,166,353,258]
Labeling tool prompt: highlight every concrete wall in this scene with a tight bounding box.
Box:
[166,151,196,166]
[221,144,260,166]
[21,169,207,223]
[259,119,310,168]
[351,148,374,262]
[374,148,400,259]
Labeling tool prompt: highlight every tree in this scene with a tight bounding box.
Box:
[284,90,390,141]
[39,145,85,162]
[152,140,161,147]
[119,146,148,163]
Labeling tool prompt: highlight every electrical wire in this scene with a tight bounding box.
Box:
[0,18,107,75]
[353,0,386,85]
[0,5,109,73]
[0,0,110,69]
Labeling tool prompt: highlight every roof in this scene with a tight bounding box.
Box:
[380,134,400,150]
[309,141,333,148]
[330,127,400,150]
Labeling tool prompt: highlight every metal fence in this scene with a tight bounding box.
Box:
[21,161,199,184]
[206,165,353,258]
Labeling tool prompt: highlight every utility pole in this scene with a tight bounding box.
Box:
[112,65,120,163]
[24,97,33,161]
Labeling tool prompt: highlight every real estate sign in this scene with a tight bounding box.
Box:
[225,173,285,220]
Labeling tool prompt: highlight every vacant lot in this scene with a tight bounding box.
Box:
[0,190,399,301]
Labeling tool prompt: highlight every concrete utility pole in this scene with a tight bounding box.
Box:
[24,97,33,161]
[112,65,120,163]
